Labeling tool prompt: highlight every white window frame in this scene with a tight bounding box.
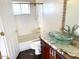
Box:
[12,2,30,15]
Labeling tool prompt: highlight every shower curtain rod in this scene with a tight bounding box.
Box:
[12,2,43,4]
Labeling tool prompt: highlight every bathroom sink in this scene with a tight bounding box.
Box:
[48,32,73,45]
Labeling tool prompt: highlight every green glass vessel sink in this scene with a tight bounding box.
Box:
[48,32,73,45]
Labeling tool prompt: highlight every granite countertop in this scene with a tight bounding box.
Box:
[41,34,79,58]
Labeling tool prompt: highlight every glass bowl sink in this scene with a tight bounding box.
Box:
[48,32,73,45]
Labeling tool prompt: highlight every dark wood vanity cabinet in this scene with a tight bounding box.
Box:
[41,42,51,59]
[41,39,66,59]
[56,51,65,59]
[41,39,53,59]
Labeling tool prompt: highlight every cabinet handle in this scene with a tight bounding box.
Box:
[54,50,56,59]
[51,50,54,56]
[50,49,54,59]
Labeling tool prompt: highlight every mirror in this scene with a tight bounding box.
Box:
[63,0,79,33]
[65,0,79,27]
[12,0,44,43]
[12,0,65,43]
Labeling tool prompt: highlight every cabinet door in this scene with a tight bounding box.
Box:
[56,51,65,59]
[50,48,56,59]
[41,40,51,59]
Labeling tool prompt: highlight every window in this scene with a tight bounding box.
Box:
[12,3,30,15]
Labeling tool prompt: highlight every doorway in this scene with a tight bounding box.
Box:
[0,16,8,59]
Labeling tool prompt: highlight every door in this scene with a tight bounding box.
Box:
[0,16,9,59]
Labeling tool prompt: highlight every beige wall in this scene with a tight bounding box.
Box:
[0,0,19,59]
